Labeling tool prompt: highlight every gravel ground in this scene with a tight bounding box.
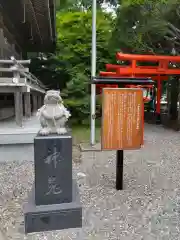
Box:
[0,124,180,239]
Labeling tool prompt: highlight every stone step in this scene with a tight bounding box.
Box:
[0,114,39,145]
[0,144,34,163]
[0,129,38,145]
[0,115,38,162]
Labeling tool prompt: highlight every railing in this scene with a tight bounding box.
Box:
[10,57,46,90]
[0,56,46,91]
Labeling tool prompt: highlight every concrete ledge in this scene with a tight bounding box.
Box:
[0,114,39,145]
[0,144,34,162]
[0,131,37,145]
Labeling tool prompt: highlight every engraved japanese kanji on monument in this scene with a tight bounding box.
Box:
[34,135,73,205]
[24,90,82,234]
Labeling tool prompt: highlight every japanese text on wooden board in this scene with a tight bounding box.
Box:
[101,88,143,150]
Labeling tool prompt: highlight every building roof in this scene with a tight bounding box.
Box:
[0,0,56,53]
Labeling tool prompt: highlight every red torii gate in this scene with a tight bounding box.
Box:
[98,53,180,119]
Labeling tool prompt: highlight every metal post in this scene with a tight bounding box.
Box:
[90,0,97,145]
[116,150,124,190]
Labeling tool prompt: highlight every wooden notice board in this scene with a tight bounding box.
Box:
[102,88,143,150]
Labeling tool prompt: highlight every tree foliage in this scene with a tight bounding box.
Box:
[57,11,114,124]
[110,0,180,121]
[111,0,180,55]
[30,0,180,125]
[30,10,114,125]
[56,0,118,11]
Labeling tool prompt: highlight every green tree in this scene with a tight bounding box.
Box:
[111,0,180,54]
[56,0,118,11]
[30,10,114,125]
[111,0,169,54]
[110,0,180,124]
[57,10,114,124]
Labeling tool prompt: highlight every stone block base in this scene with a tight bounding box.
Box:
[24,180,82,234]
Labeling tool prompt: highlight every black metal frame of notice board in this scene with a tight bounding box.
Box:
[92,77,155,190]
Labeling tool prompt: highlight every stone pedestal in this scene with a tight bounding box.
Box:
[24,133,82,234]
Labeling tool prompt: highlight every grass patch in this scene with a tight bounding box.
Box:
[72,125,101,144]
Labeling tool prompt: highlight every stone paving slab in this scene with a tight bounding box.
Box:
[0,124,180,239]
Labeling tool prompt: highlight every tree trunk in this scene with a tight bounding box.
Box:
[167,80,171,119]
[178,79,180,125]
[170,77,179,120]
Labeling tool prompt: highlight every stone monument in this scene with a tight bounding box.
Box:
[23,90,82,234]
